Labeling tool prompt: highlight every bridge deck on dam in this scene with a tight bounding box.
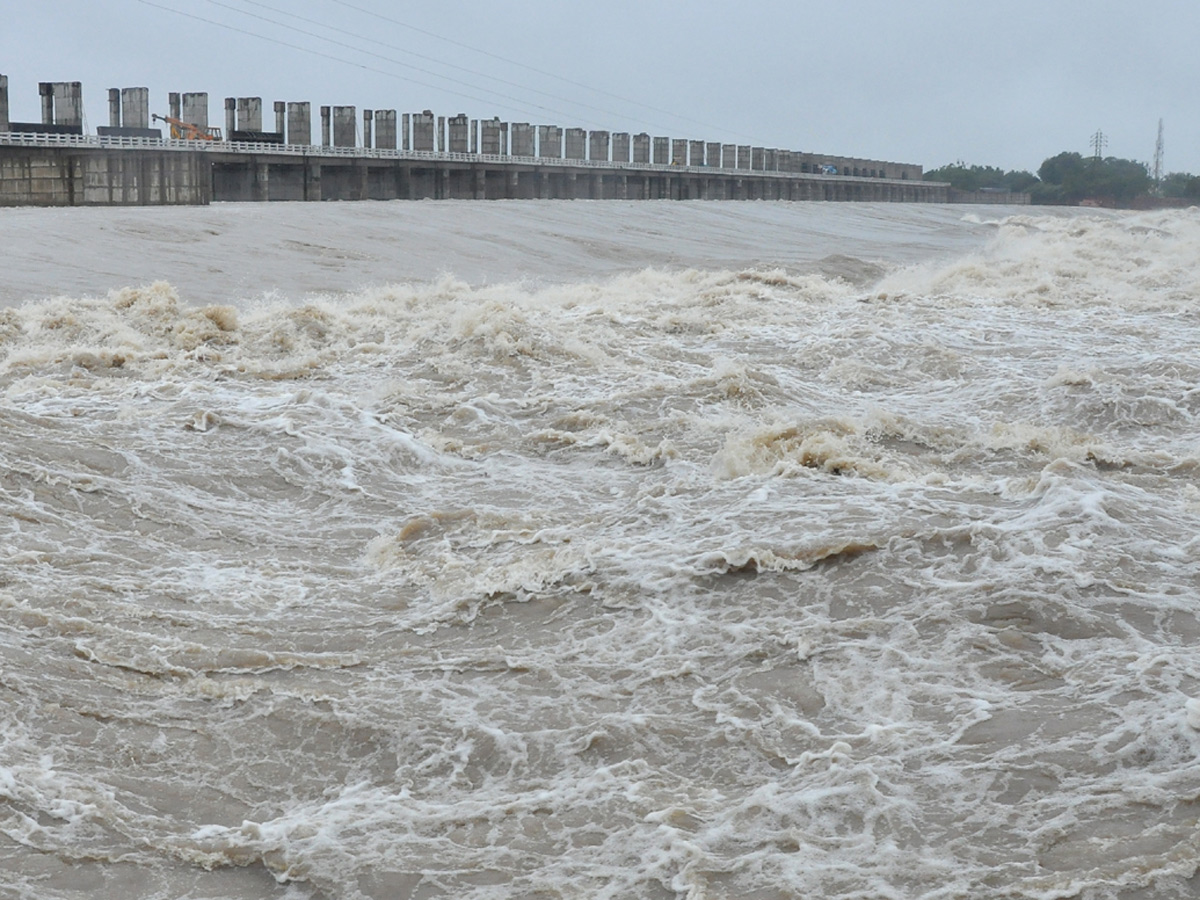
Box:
[0,132,949,207]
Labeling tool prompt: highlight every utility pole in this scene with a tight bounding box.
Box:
[1153,118,1165,192]
[1090,129,1107,161]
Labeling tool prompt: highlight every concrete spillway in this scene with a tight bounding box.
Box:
[0,77,954,207]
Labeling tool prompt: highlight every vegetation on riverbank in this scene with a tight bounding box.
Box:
[925,154,1200,206]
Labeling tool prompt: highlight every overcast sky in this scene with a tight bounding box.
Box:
[3,0,1198,175]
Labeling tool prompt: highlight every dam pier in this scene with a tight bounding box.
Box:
[0,76,961,207]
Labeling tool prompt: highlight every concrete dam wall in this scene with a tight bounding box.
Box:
[0,76,951,207]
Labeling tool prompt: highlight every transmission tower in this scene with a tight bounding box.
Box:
[1090,129,1108,160]
[1153,118,1164,190]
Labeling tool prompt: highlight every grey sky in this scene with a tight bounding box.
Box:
[4,0,1198,175]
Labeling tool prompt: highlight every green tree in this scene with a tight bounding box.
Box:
[927,153,1169,205]
[924,162,1038,193]
[1037,152,1087,199]
[1091,157,1152,203]
[1003,170,1040,192]
[1161,172,1200,200]
[1034,152,1151,205]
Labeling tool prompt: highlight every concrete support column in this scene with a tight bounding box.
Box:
[737,145,751,170]
[471,119,478,153]
[481,118,503,155]
[40,83,54,125]
[254,161,270,202]
[375,110,396,149]
[591,173,603,198]
[508,170,519,199]
[501,122,509,155]
[448,114,469,152]
[707,142,721,168]
[0,75,9,132]
[472,166,485,199]
[537,125,562,158]
[52,83,82,127]
[437,115,445,152]
[108,89,121,128]
[402,113,410,150]
[412,111,434,151]
[320,106,331,146]
[511,122,534,157]
[567,172,577,199]
[237,97,262,132]
[565,128,585,160]
[182,93,208,131]
[121,88,149,129]
[363,109,373,148]
[589,130,609,162]
[287,102,311,145]
[612,132,630,163]
[617,174,627,199]
[225,99,237,140]
[671,139,687,167]
[305,160,322,200]
[689,140,705,166]
[632,133,650,164]
[652,137,669,165]
[359,162,369,199]
[275,101,286,138]
[332,106,356,147]
[169,92,181,121]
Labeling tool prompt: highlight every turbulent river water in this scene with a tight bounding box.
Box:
[1,202,1199,899]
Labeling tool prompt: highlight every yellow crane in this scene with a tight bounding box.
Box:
[152,114,222,141]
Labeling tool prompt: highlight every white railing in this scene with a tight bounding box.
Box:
[0,130,933,185]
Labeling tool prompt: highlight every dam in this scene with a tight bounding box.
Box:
[0,76,959,207]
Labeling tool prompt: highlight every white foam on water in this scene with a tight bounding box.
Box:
[2,205,1200,899]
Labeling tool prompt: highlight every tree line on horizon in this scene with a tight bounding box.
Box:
[924,154,1200,206]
